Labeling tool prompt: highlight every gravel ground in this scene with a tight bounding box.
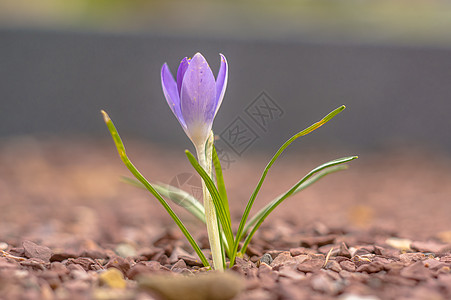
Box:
[0,137,450,299]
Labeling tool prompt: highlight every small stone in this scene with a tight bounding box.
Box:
[338,242,352,258]
[105,256,131,275]
[325,260,342,273]
[168,247,191,264]
[20,258,46,271]
[422,258,445,271]
[411,241,448,253]
[260,253,273,266]
[171,259,188,273]
[9,247,25,257]
[50,251,77,262]
[245,244,263,258]
[270,251,292,268]
[127,261,170,280]
[356,262,384,274]
[99,268,127,289]
[311,273,343,295]
[297,259,324,273]
[400,261,432,281]
[354,246,375,256]
[278,265,305,280]
[23,241,52,262]
[257,262,273,276]
[352,255,373,268]
[256,263,277,291]
[66,257,99,271]
[179,254,204,267]
[138,271,244,300]
[340,260,356,272]
[399,253,425,264]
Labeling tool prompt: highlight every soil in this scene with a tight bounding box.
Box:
[1,137,451,300]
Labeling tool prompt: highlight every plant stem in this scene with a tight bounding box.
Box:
[196,139,224,271]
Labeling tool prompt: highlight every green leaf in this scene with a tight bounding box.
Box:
[185,150,235,254]
[243,164,349,235]
[101,110,210,268]
[230,105,346,265]
[239,156,358,255]
[154,183,206,222]
[121,177,206,222]
[212,146,231,223]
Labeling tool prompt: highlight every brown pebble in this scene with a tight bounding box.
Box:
[168,247,191,264]
[9,247,25,257]
[400,261,432,281]
[50,252,77,262]
[278,265,305,280]
[337,242,352,258]
[127,261,170,280]
[179,255,204,267]
[138,271,244,300]
[352,255,373,268]
[23,241,52,262]
[422,258,445,271]
[171,259,188,273]
[356,261,384,273]
[50,262,69,276]
[297,259,323,273]
[339,260,356,272]
[311,273,343,295]
[20,258,46,271]
[66,257,99,271]
[105,256,131,275]
[325,260,342,273]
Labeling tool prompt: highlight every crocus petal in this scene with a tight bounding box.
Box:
[161,63,186,129]
[180,53,216,146]
[214,53,228,117]
[176,57,190,96]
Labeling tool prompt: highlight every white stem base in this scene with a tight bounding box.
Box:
[196,144,224,271]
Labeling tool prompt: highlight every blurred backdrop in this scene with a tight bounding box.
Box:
[1,0,451,155]
[2,0,451,246]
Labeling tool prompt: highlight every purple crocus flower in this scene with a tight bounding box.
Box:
[161,53,228,148]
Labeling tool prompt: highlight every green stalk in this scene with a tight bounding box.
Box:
[195,133,224,271]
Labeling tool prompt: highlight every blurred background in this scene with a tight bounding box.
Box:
[1,0,451,246]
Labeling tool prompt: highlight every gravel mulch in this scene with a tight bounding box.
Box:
[1,137,451,299]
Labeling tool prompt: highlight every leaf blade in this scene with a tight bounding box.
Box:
[101,110,210,268]
[243,164,349,234]
[230,105,346,265]
[240,155,358,255]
